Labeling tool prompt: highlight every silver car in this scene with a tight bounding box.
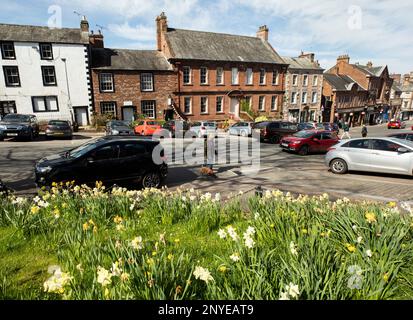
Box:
[325,137,413,176]
[228,122,253,137]
[190,121,217,138]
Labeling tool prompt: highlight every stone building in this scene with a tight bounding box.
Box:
[281,53,324,122]
[400,73,413,120]
[155,12,288,122]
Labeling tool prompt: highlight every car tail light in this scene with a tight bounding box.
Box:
[201,126,206,130]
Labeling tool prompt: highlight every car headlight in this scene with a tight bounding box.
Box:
[37,166,52,173]
[112,130,119,135]
[0,125,6,130]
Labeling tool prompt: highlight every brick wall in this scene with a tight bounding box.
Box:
[92,69,177,120]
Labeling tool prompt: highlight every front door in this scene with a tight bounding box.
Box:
[74,107,88,126]
[122,107,135,122]
[230,98,239,119]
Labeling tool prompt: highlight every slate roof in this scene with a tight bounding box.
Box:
[352,64,385,77]
[165,28,285,64]
[282,56,323,71]
[324,73,365,91]
[0,23,87,44]
[91,48,173,71]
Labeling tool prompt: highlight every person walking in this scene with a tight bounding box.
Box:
[341,122,351,139]
[361,125,368,138]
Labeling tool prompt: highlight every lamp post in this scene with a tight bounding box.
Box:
[61,58,75,125]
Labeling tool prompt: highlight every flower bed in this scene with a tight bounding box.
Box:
[1,183,413,300]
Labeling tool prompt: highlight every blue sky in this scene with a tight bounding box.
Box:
[1,0,412,74]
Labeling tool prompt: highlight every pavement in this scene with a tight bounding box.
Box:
[1,122,413,203]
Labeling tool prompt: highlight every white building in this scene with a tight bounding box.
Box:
[0,19,92,125]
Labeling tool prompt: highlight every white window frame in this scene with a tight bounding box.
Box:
[141,100,156,119]
[99,73,114,92]
[200,67,208,85]
[141,73,154,92]
[302,92,308,104]
[100,102,117,117]
[216,96,224,113]
[39,43,53,60]
[312,92,318,103]
[272,71,279,85]
[183,66,191,85]
[200,97,208,114]
[291,92,297,104]
[232,68,239,85]
[259,68,266,85]
[216,67,224,85]
[258,96,265,111]
[246,68,253,85]
[271,96,278,111]
[292,74,298,86]
[184,97,192,114]
[313,75,318,86]
[303,74,308,86]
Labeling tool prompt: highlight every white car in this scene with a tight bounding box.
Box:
[228,122,253,137]
[325,137,413,176]
[190,121,217,138]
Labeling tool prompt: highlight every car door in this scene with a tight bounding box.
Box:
[369,139,411,174]
[344,139,373,171]
[406,134,413,142]
[83,143,121,185]
[320,132,338,152]
[310,133,322,153]
[117,141,148,182]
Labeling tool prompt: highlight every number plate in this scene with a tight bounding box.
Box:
[281,143,289,147]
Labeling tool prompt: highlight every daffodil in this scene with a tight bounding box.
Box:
[230,253,240,262]
[97,266,112,287]
[365,212,377,224]
[193,266,214,283]
[30,206,40,215]
[346,243,356,253]
[167,253,174,261]
[218,265,228,273]
[383,273,389,283]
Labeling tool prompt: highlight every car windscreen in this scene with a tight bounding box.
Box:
[204,122,216,127]
[2,114,30,122]
[293,131,314,138]
[111,121,128,127]
[253,122,269,129]
[68,138,104,158]
[393,138,413,149]
[49,120,69,126]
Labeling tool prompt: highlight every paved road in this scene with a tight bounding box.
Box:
[1,123,413,203]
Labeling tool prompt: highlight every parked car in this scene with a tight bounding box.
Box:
[134,120,162,136]
[388,132,413,141]
[297,122,317,131]
[158,120,190,138]
[387,120,406,129]
[190,121,218,138]
[228,122,254,137]
[253,121,298,144]
[326,137,413,176]
[317,122,340,134]
[45,120,73,139]
[106,120,134,136]
[0,114,39,141]
[35,136,168,188]
[280,130,340,156]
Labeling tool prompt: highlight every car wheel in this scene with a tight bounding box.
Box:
[240,130,247,137]
[330,158,348,174]
[141,172,161,189]
[270,135,280,144]
[298,145,309,156]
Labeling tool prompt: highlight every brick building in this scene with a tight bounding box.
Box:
[281,53,324,122]
[91,48,176,121]
[325,55,393,125]
[400,72,413,120]
[156,12,288,122]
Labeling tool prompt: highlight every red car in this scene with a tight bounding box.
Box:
[388,120,406,129]
[280,130,340,156]
[134,120,161,136]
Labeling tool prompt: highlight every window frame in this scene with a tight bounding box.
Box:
[200,67,208,85]
[39,43,53,60]
[100,101,117,118]
[99,73,115,93]
[292,74,298,86]
[41,66,57,86]
[259,68,266,85]
[291,92,297,104]
[216,96,224,113]
[1,42,16,60]
[3,66,21,87]
[271,96,278,111]
[183,66,191,85]
[140,73,154,92]
[312,92,318,103]
[303,74,308,86]
[313,75,318,86]
[246,68,253,85]
[141,100,156,119]
[31,96,59,113]
[231,67,239,85]
[184,97,192,114]
[272,71,279,85]
[258,96,265,111]
[216,67,224,85]
[302,92,308,104]
[200,97,208,114]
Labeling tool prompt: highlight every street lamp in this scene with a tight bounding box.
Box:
[61,58,75,125]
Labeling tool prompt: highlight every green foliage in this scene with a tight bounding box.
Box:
[1,186,413,300]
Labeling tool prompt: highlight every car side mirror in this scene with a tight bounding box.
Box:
[397,147,410,154]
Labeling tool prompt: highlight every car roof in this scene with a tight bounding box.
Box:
[101,135,157,142]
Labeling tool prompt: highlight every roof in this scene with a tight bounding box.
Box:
[282,56,323,71]
[165,28,285,64]
[392,82,403,92]
[324,73,365,91]
[352,64,386,77]
[402,82,413,92]
[91,48,173,71]
[0,23,87,44]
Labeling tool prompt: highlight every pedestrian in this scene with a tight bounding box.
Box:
[361,125,368,138]
[341,122,351,139]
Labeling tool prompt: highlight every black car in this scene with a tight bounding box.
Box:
[0,114,40,141]
[253,121,299,144]
[35,136,168,188]
[160,120,190,138]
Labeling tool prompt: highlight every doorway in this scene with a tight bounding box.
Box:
[230,98,239,119]
[74,107,89,126]
[122,107,135,122]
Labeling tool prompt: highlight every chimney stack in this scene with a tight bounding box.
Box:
[336,54,350,74]
[256,25,269,41]
[80,16,90,42]
[89,30,104,48]
[299,52,315,62]
[366,61,373,68]
[156,12,168,52]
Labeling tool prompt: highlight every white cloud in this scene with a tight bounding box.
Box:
[108,22,154,41]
